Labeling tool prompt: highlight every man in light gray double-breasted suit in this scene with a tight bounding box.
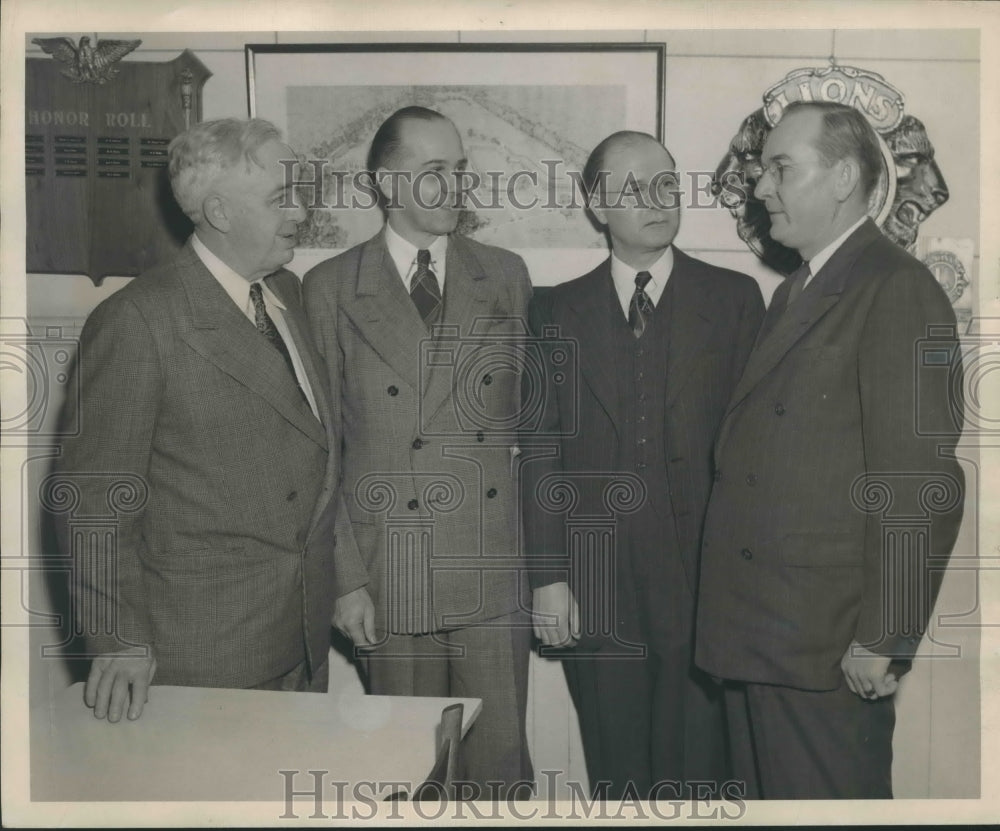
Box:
[304,106,534,796]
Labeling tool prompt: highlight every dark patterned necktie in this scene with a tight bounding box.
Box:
[628,270,655,338]
[249,282,303,396]
[410,249,442,329]
[785,261,811,308]
[756,261,812,344]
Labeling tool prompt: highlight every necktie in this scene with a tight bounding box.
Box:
[755,262,812,345]
[410,249,442,329]
[249,282,304,397]
[785,261,811,308]
[628,271,654,338]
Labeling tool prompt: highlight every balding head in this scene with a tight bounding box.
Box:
[583,131,675,198]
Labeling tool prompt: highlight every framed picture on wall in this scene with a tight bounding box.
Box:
[246,42,665,275]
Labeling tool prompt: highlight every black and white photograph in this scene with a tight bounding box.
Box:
[2,0,997,825]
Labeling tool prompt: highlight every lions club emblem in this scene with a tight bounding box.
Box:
[713,63,949,276]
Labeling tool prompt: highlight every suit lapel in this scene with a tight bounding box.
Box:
[265,271,331,439]
[727,280,841,411]
[563,261,622,436]
[265,270,340,535]
[175,243,326,449]
[665,249,716,408]
[340,230,429,391]
[716,219,882,452]
[420,236,493,423]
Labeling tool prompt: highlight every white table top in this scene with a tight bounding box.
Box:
[31,682,481,802]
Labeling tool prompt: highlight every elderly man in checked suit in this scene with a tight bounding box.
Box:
[54,118,360,721]
[303,106,534,796]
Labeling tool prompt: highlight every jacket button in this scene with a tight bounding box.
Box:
[387,385,399,396]
[482,374,493,385]
[741,548,753,560]
[412,438,423,450]
[774,403,785,416]
[476,431,485,442]
[486,488,498,498]
[746,473,757,486]
[713,469,722,482]
[407,499,419,510]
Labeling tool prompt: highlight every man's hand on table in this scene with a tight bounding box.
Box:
[85,648,157,722]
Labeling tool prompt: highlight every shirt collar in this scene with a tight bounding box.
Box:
[384,222,448,285]
[191,232,285,313]
[610,245,674,292]
[806,215,868,279]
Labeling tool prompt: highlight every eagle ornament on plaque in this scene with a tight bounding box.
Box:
[26,38,211,284]
[713,63,972,324]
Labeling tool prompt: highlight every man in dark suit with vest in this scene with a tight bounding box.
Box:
[695,101,965,798]
[304,107,533,795]
[521,131,764,799]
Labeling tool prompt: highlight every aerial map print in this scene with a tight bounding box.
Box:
[286,85,624,250]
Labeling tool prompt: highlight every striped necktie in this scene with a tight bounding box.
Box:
[410,249,442,329]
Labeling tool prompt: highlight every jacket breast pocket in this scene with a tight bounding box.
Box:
[795,344,845,366]
[779,532,862,568]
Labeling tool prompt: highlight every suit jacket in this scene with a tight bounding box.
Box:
[53,239,347,688]
[521,248,764,614]
[696,219,965,691]
[303,230,533,635]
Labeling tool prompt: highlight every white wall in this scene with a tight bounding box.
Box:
[23,28,980,799]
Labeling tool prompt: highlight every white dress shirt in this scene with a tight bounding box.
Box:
[191,233,320,420]
[385,221,449,291]
[610,246,675,319]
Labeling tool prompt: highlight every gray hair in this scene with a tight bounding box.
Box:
[168,118,283,223]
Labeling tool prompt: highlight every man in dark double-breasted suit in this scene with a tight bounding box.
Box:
[521,131,764,799]
[696,101,965,799]
[304,107,533,796]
